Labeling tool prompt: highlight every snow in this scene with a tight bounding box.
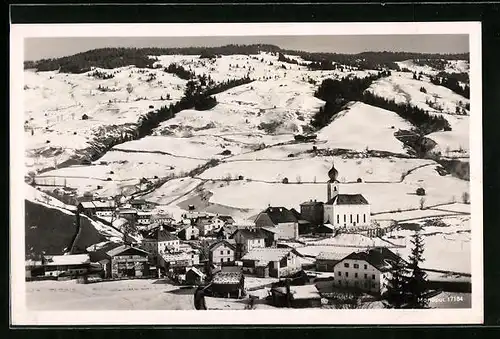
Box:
[367,72,469,116]
[24,183,77,212]
[317,102,413,155]
[207,167,468,214]
[200,156,435,183]
[428,115,469,157]
[395,59,469,76]
[141,177,203,205]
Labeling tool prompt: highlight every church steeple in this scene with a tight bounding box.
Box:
[327,161,339,202]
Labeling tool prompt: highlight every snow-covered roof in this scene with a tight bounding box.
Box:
[106,245,150,257]
[241,248,293,262]
[291,285,321,300]
[316,251,346,261]
[187,267,205,278]
[43,254,90,266]
[326,194,369,205]
[212,271,242,285]
[79,200,116,209]
[162,252,191,262]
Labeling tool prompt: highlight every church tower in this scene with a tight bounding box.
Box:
[327,161,339,202]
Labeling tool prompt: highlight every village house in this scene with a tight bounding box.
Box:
[315,251,347,272]
[241,248,301,279]
[210,215,235,229]
[185,267,206,285]
[103,245,153,279]
[41,254,91,278]
[161,251,197,274]
[78,200,116,218]
[195,217,219,236]
[333,247,402,295]
[216,225,238,240]
[141,226,181,259]
[270,283,322,308]
[209,239,237,266]
[254,206,299,240]
[176,224,200,241]
[209,267,245,298]
[129,199,150,211]
[136,211,153,226]
[231,228,267,259]
[150,212,175,225]
[25,259,44,279]
[116,207,138,221]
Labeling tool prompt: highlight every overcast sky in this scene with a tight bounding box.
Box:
[24,35,469,61]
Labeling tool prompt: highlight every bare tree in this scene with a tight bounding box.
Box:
[462,191,470,204]
[296,175,302,184]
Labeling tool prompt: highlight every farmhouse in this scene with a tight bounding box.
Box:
[254,206,299,240]
[232,228,266,259]
[210,215,235,228]
[161,251,198,273]
[116,208,138,220]
[42,254,91,278]
[78,200,116,218]
[104,245,153,278]
[129,199,150,211]
[137,211,153,226]
[209,239,237,266]
[241,248,301,278]
[216,225,238,240]
[333,247,402,295]
[141,225,181,257]
[185,267,206,285]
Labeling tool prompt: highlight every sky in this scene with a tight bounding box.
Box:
[24,35,469,61]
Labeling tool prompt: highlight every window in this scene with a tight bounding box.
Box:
[344,263,349,268]
[364,273,368,279]
[345,272,349,277]
[363,214,366,223]
[220,258,224,263]
[337,271,341,276]
[227,258,231,262]
[372,283,376,288]
[356,214,359,223]
[220,250,224,255]
[372,274,375,279]
[338,280,341,285]
[354,264,359,269]
[344,215,346,222]
[364,264,367,269]
[355,273,358,278]
[350,214,352,223]
[227,250,231,255]
[337,215,339,224]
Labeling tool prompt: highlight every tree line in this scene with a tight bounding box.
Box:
[310,71,391,128]
[24,45,469,74]
[430,73,470,99]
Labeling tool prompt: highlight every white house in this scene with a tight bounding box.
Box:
[176,224,200,241]
[241,248,301,278]
[231,228,266,258]
[209,239,237,266]
[332,247,402,295]
[137,211,153,226]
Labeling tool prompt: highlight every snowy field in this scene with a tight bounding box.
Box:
[317,102,413,155]
[141,177,203,205]
[428,115,470,157]
[367,72,469,116]
[201,156,435,183]
[206,165,468,213]
[395,59,469,76]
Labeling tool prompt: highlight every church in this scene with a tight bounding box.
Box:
[322,163,371,228]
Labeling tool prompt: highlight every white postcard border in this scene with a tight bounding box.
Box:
[10,21,483,325]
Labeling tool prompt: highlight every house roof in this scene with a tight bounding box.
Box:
[43,254,90,266]
[143,227,179,242]
[217,215,235,223]
[209,240,236,252]
[300,200,323,207]
[259,207,298,224]
[162,252,191,262]
[290,208,302,219]
[272,284,321,300]
[316,251,346,261]
[232,228,267,240]
[241,248,293,262]
[130,199,147,204]
[106,245,150,257]
[187,267,205,278]
[212,271,242,284]
[339,247,401,272]
[326,194,369,205]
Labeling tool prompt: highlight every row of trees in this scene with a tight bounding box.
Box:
[311,72,391,128]
[164,63,195,80]
[88,69,114,79]
[430,73,470,99]
[25,45,469,75]
[362,91,451,134]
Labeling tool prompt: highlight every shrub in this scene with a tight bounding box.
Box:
[46,140,50,143]
[416,187,426,196]
[221,149,232,156]
[357,178,362,183]
[419,86,427,93]
[81,114,89,120]
[419,197,426,209]
[282,177,289,184]
[106,178,112,181]
[288,154,295,158]
[149,105,154,109]
[109,171,114,174]
[238,175,244,180]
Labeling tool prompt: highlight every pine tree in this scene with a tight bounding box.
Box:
[383,258,410,309]
[406,231,430,308]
